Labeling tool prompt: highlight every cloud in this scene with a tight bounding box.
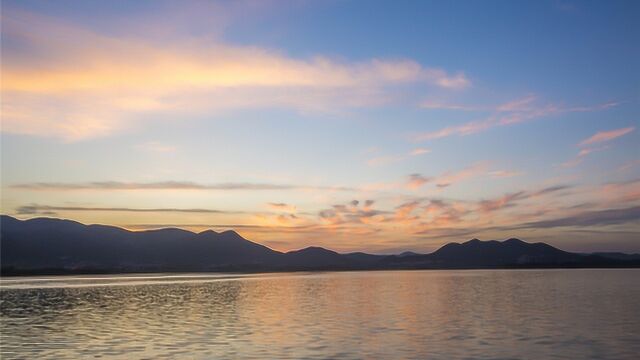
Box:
[495,94,537,112]
[560,146,609,168]
[10,181,356,192]
[421,199,469,228]
[407,174,431,189]
[413,95,618,142]
[488,170,523,178]
[579,127,635,146]
[405,162,487,190]
[476,185,572,213]
[420,100,480,111]
[435,162,487,188]
[15,204,244,215]
[267,202,297,213]
[478,191,528,213]
[363,200,375,210]
[598,178,640,204]
[561,125,631,168]
[318,200,389,225]
[413,118,497,141]
[2,9,469,140]
[515,206,640,229]
[618,160,640,172]
[394,201,421,222]
[534,185,573,195]
[561,126,634,168]
[409,148,431,156]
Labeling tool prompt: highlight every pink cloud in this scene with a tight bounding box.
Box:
[495,94,537,112]
[560,146,608,168]
[489,170,523,178]
[478,192,527,213]
[579,127,635,146]
[435,162,487,188]
[409,148,431,156]
[413,95,617,142]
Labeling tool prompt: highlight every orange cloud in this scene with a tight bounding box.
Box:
[394,201,421,222]
[478,192,527,213]
[406,174,431,189]
[435,162,487,188]
[2,10,470,140]
[267,202,297,213]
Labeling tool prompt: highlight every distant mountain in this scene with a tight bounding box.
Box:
[398,251,422,257]
[1,216,282,272]
[591,252,640,261]
[283,247,352,269]
[381,238,586,268]
[1,215,638,275]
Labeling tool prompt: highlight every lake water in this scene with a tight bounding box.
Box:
[1,269,639,359]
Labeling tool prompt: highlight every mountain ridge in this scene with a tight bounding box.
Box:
[2,215,638,275]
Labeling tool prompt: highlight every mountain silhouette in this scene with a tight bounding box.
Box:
[1,215,638,275]
[380,238,587,268]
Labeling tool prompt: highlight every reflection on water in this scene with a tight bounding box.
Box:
[1,270,639,359]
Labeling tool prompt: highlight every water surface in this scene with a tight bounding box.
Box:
[1,270,639,359]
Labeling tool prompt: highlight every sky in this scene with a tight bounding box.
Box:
[1,0,639,254]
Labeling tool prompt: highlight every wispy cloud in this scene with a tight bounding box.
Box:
[560,146,609,168]
[618,160,640,172]
[318,200,388,226]
[15,204,245,215]
[413,95,618,142]
[477,191,528,213]
[420,100,481,111]
[2,9,469,140]
[579,127,635,146]
[477,185,571,213]
[560,126,633,168]
[488,170,523,178]
[267,202,297,213]
[434,162,487,188]
[418,94,539,113]
[406,162,487,190]
[10,181,356,192]
[393,200,422,222]
[515,205,640,229]
[409,148,431,156]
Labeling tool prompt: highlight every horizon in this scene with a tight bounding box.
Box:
[1,0,639,255]
[2,213,638,256]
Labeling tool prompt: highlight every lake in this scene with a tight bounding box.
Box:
[1,269,639,359]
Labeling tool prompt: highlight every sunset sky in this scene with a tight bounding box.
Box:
[1,0,639,254]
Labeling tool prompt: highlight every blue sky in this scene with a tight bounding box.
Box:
[1,0,639,253]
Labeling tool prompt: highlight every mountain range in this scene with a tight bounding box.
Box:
[2,215,639,275]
